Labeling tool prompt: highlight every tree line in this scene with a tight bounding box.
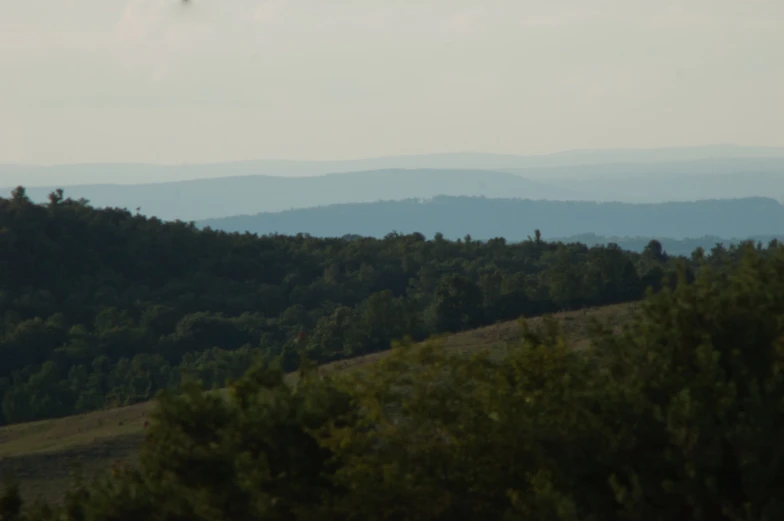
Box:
[0,187,773,425]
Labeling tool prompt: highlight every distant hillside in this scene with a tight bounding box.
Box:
[3,144,783,187]
[0,169,575,222]
[197,196,784,240]
[504,158,784,202]
[4,152,782,222]
[507,156,784,179]
[0,189,690,432]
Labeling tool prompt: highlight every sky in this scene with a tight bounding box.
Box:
[1,0,783,164]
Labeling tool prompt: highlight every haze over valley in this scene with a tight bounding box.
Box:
[4,144,784,187]
[3,149,784,223]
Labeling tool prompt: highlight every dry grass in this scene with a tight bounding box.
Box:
[0,302,638,503]
[0,403,151,503]
[316,302,638,375]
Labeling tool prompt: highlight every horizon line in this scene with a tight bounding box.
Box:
[3,143,784,168]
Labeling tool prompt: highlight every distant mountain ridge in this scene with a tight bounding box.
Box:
[3,144,783,187]
[503,159,784,202]
[1,169,576,222]
[2,155,783,221]
[197,196,784,241]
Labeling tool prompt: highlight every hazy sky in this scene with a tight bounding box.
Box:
[1,0,783,164]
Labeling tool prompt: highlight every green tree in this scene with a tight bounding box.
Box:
[427,274,483,333]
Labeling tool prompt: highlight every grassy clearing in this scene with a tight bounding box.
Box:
[0,302,637,503]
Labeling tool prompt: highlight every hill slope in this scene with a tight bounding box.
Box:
[198,195,784,241]
[0,302,637,503]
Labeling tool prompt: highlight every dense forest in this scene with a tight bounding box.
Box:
[197,195,784,240]
[1,186,759,426]
[3,230,784,520]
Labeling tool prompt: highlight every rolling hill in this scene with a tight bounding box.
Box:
[3,145,783,187]
[506,158,784,203]
[3,154,782,223]
[0,302,637,504]
[1,169,576,222]
[198,196,784,241]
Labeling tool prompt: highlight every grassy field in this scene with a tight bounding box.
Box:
[0,302,638,504]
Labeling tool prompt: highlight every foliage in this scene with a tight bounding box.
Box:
[0,187,732,425]
[8,244,784,520]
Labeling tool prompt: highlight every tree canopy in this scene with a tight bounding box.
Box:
[3,239,784,520]
[3,187,743,425]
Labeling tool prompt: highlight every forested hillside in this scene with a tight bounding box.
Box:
[0,186,752,426]
[3,234,784,521]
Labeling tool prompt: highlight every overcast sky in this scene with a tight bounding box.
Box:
[1,0,782,164]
